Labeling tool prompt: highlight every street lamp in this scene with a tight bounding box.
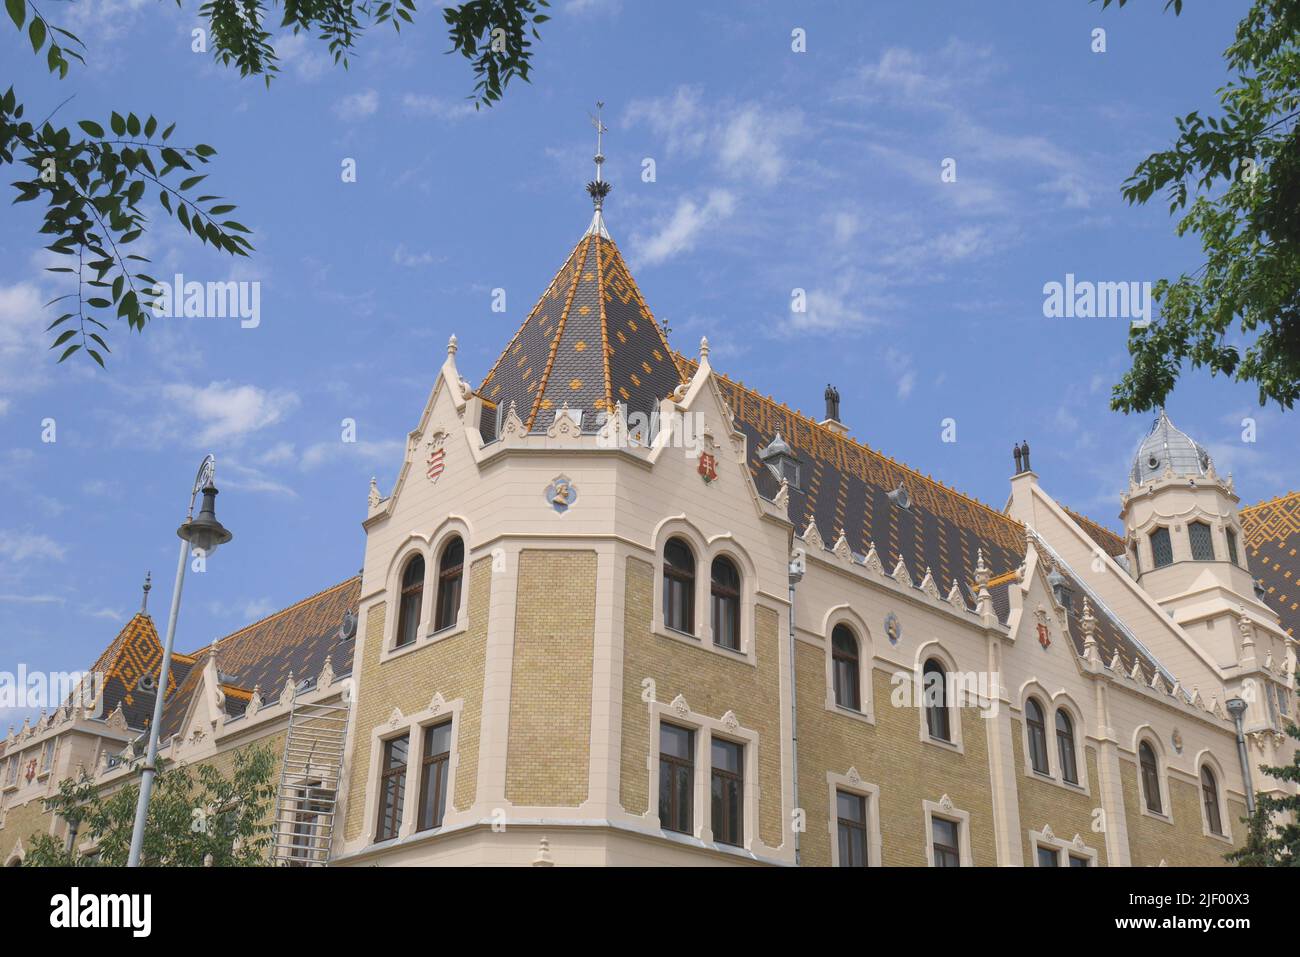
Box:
[1226,696,1256,816]
[127,455,233,867]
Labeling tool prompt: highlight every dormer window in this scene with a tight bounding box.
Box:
[1047,568,1073,612]
[758,431,801,491]
[886,483,911,510]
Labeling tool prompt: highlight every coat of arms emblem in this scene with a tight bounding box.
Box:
[426,429,448,483]
[545,475,578,513]
[698,451,717,484]
[25,758,37,783]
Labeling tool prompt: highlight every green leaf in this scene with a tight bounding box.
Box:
[58,343,80,362]
[28,16,45,53]
[50,329,76,348]
[110,112,125,136]
[87,348,105,367]
[78,119,105,138]
[6,0,24,31]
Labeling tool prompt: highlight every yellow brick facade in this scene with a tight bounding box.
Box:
[1120,760,1246,866]
[619,556,785,850]
[506,550,597,807]
[795,663,998,866]
[343,557,492,843]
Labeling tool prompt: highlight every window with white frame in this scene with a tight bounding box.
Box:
[1138,740,1164,815]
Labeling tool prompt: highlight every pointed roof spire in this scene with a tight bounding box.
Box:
[477,107,684,435]
[585,100,612,239]
[140,570,152,615]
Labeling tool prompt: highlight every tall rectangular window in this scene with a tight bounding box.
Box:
[1189,521,1215,561]
[658,723,694,834]
[1226,528,1239,566]
[417,721,452,832]
[836,790,868,867]
[1150,527,1173,568]
[1037,846,1059,867]
[931,816,961,867]
[376,734,409,841]
[710,738,744,847]
[288,781,332,866]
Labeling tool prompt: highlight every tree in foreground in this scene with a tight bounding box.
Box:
[22,745,277,867]
[1101,0,1300,411]
[1226,680,1300,866]
[3,0,550,365]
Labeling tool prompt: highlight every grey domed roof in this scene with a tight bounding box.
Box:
[1130,409,1212,484]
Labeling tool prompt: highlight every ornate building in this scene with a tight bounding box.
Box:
[2,168,1297,868]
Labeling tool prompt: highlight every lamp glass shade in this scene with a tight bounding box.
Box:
[178,483,233,554]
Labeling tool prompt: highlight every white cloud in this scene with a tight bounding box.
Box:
[0,281,47,397]
[334,89,379,121]
[393,244,440,268]
[400,93,476,120]
[624,87,802,187]
[161,381,300,445]
[632,190,736,267]
[0,531,66,562]
[0,593,65,604]
[300,438,404,471]
[276,32,330,81]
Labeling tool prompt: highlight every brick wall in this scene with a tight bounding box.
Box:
[343,557,491,842]
[620,556,785,850]
[505,550,597,807]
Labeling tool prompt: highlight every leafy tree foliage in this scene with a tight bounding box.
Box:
[21,746,278,867]
[1101,0,1300,410]
[3,0,549,365]
[1226,688,1300,866]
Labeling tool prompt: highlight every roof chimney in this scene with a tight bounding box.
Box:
[820,384,848,437]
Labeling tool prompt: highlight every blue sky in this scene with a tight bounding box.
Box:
[2,0,1295,727]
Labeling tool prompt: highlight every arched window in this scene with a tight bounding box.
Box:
[710,556,741,651]
[434,537,464,632]
[663,538,696,634]
[1056,710,1078,784]
[1025,698,1050,774]
[1189,521,1215,561]
[923,659,951,743]
[831,625,861,711]
[1149,527,1173,569]
[1201,766,1223,836]
[396,554,424,648]
[1139,741,1162,813]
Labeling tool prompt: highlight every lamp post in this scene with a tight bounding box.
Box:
[127,454,233,867]
[1226,696,1256,816]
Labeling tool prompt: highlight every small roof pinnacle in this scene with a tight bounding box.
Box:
[140,571,152,615]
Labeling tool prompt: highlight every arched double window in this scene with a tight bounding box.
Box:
[832,625,860,711]
[1026,698,1050,774]
[1139,741,1163,813]
[923,659,951,743]
[1056,710,1079,784]
[396,554,424,648]
[434,537,464,632]
[1201,765,1223,836]
[710,556,740,651]
[663,538,695,634]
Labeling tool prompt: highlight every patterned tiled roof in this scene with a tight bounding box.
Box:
[87,613,173,730]
[479,232,685,433]
[1241,490,1300,638]
[1063,506,1125,558]
[684,358,1026,613]
[154,577,360,739]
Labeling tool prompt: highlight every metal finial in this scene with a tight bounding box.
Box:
[585,101,613,228]
[589,100,607,184]
[141,571,152,615]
